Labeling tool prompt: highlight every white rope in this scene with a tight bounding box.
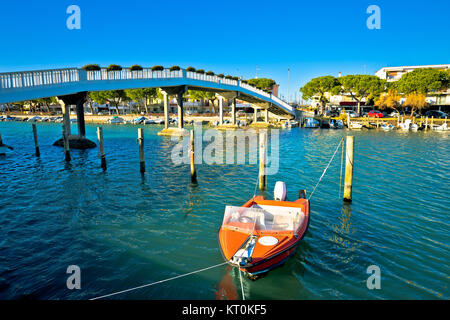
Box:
[90,261,228,300]
[308,137,344,200]
[238,268,245,300]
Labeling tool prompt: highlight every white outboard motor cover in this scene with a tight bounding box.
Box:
[274,181,287,201]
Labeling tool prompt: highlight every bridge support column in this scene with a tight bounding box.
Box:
[254,106,258,123]
[264,109,269,123]
[219,96,224,125]
[157,86,188,137]
[231,98,236,125]
[53,92,96,149]
[162,90,169,130]
[177,90,184,130]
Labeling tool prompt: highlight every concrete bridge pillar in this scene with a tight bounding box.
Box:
[264,109,269,123]
[177,90,184,130]
[254,106,258,123]
[161,90,169,130]
[219,96,224,125]
[231,98,236,125]
[54,92,96,149]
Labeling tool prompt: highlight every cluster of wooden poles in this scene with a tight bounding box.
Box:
[10,125,355,202]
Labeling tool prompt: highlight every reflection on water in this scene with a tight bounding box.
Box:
[0,122,448,299]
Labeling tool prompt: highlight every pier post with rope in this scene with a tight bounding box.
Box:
[138,128,145,173]
[258,131,267,190]
[32,124,40,157]
[62,123,70,161]
[343,136,354,203]
[97,127,106,170]
[190,129,197,184]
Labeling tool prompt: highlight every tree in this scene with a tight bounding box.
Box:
[300,76,341,114]
[339,75,385,114]
[36,97,57,113]
[247,78,276,90]
[396,68,449,95]
[375,90,402,114]
[404,92,427,116]
[186,90,217,113]
[90,90,128,114]
[125,88,158,114]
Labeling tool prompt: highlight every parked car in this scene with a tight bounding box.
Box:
[425,110,448,119]
[325,110,339,117]
[368,110,383,118]
[344,110,359,118]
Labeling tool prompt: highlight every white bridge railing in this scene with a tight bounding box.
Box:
[0,67,294,114]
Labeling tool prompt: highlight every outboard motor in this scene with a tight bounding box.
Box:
[274,181,287,201]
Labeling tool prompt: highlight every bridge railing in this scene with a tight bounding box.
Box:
[86,68,183,81]
[271,95,294,112]
[239,82,271,98]
[0,68,79,89]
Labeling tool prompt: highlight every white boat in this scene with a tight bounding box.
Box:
[108,116,125,124]
[27,116,42,122]
[144,119,156,124]
[349,122,363,130]
[154,118,165,125]
[381,123,394,131]
[304,118,319,128]
[410,123,419,131]
[133,116,147,124]
[330,119,344,129]
[433,122,448,131]
[399,119,412,131]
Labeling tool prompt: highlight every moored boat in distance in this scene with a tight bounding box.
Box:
[330,119,344,129]
[218,181,310,279]
[107,116,125,124]
[381,123,395,131]
[304,118,319,128]
[348,122,363,130]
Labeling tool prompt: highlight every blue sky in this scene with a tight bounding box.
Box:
[0,0,449,101]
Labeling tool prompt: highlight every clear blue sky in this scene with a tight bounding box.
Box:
[0,0,449,101]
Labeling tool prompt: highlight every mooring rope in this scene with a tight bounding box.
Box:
[308,137,344,200]
[90,261,228,300]
[238,268,246,301]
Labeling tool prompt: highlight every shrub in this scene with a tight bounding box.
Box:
[186,66,196,72]
[217,74,224,78]
[225,75,232,79]
[152,65,164,71]
[231,76,239,81]
[206,71,215,76]
[107,64,122,72]
[130,65,143,71]
[170,65,181,71]
[196,69,205,74]
[241,80,248,84]
[82,64,101,71]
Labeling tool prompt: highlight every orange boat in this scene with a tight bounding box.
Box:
[218,181,310,279]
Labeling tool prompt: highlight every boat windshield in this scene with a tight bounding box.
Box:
[222,206,262,234]
[222,205,305,234]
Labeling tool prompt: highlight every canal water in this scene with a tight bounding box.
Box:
[0,122,448,300]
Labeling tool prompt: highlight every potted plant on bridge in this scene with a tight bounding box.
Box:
[170,65,181,71]
[206,71,215,76]
[217,74,224,78]
[186,66,196,72]
[82,64,101,71]
[196,69,205,74]
[225,75,232,80]
[107,64,122,72]
[130,65,143,71]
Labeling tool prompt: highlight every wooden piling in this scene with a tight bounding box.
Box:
[430,116,434,130]
[343,136,354,203]
[425,116,428,131]
[138,128,145,173]
[97,127,106,170]
[0,132,3,145]
[190,130,197,184]
[62,124,71,161]
[258,131,267,191]
[32,124,40,157]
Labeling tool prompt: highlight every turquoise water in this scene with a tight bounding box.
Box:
[0,122,448,300]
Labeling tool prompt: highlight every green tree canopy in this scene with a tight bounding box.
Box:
[396,68,449,95]
[125,88,158,114]
[90,90,128,114]
[339,75,385,113]
[300,75,341,113]
[247,78,276,90]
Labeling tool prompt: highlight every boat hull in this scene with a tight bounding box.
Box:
[218,196,310,279]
